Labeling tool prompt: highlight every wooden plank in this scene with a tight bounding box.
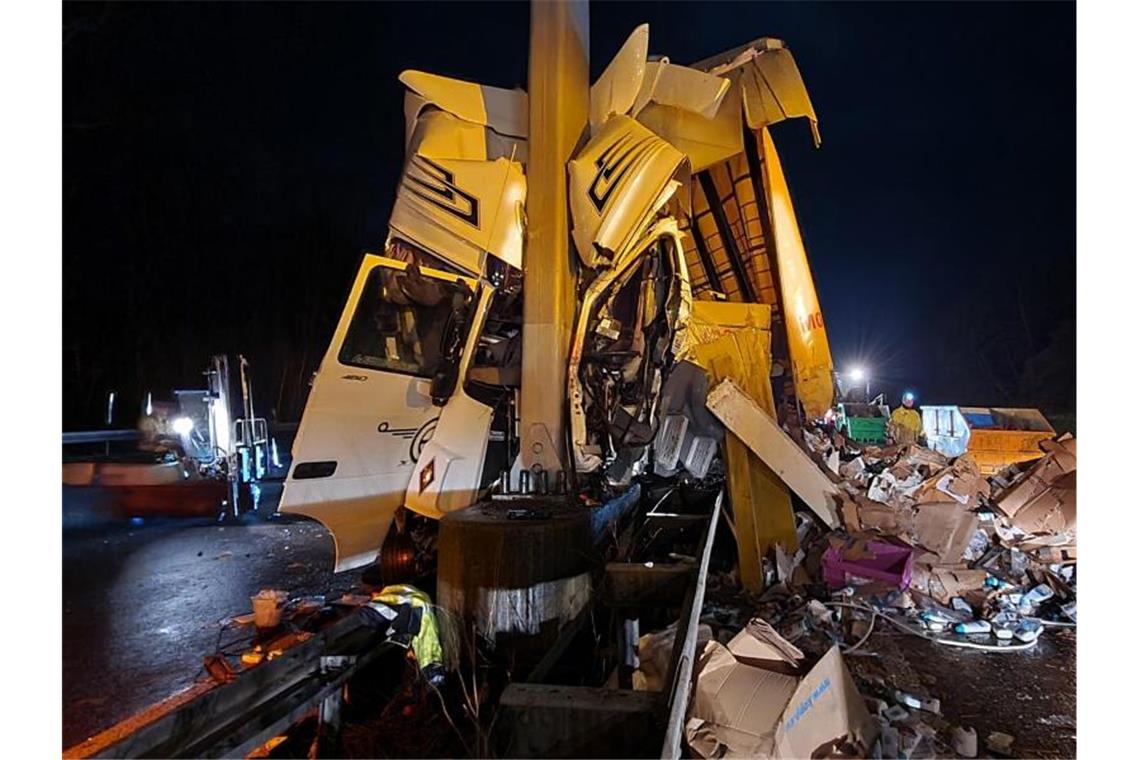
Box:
[707,379,839,527]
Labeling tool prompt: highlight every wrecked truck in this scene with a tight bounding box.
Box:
[279,27,837,572]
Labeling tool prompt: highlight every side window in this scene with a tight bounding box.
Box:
[338,265,472,378]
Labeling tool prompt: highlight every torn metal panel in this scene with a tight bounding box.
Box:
[630,59,742,172]
[761,128,834,418]
[568,219,692,478]
[407,110,492,161]
[692,37,820,146]
[632,60,731,120]
[634,92,744,175]
[400,69,528,139]
[389,154,526,274]
[590,24,649,132]
[706,378,839,528]
[568,114,689,269]
[681,302,796,591]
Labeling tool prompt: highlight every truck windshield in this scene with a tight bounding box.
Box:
[339,264,473,378]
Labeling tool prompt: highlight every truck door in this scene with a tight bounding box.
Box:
[280,254,477,572]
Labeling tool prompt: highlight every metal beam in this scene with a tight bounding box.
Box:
[697,171,758,303]
[688,217,724,293]
[520,0,589,476]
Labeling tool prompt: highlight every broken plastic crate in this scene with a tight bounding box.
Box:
[822,540,914,590]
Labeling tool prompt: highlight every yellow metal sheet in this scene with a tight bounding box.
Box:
[684,304,795,592]
[760,128,834,419]
[590,24,649,131]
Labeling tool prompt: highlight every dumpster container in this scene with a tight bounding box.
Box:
[922,406,1055,474]
[836,402,890,443]
[960,407,1055,474]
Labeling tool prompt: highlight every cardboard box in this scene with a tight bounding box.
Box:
[686,619,877,758]
[912,501,980,565]
[995,438,1077,540]
[909,566,987,605]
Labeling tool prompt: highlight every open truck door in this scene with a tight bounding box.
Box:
[280,254,478,572]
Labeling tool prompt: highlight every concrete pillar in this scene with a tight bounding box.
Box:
[519,0,589,477]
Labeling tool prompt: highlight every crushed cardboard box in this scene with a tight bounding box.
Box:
[908,565,987,606]
[686,617,877,758]
[995,437,1077,541]
[911,502,980,565]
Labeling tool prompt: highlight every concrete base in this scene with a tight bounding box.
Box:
[436,497,597,669]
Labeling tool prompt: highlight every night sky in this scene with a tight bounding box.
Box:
[63,1,1075,430]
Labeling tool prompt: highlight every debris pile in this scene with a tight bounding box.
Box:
[687,424,1077,758]
[803,427,1077,640]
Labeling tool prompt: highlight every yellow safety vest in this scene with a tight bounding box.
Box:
[371,584,444,673]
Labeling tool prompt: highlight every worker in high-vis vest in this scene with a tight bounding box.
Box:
[888,391,923,446]
[364,584,445,686]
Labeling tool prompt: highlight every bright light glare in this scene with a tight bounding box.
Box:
[172,416,195,435]
[903,392,915,403]
[849,367,866,382]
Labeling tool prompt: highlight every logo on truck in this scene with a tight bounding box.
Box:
[404,155,480,227]
[588,131,655,213]
[378,417,438,463]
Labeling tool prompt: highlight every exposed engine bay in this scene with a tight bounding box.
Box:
[569,221,691,486]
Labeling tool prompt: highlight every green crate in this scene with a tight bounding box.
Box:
[843,416,888,443]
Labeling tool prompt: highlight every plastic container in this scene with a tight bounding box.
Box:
[822,540,914,590]
[844,416,889,443]
[837,402,891,443]
[954,620,992,635]
[1018,584,1054,614]
[252,589,289,629]
[1014,619,1043,643]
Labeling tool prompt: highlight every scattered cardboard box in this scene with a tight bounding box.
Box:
[995,438,1077,540]
[686,618,877,758]
[911,502,980,565]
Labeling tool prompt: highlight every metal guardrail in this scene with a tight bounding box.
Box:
[62,429,141,445]
[660,489,722,759]
[63,609,394,759]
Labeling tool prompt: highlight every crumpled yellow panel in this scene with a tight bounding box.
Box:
[682,301,797,592]
[761,128,834,419]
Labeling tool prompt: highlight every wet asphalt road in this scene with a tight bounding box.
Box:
[62,484,362,748]
[845,624,1076,758]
